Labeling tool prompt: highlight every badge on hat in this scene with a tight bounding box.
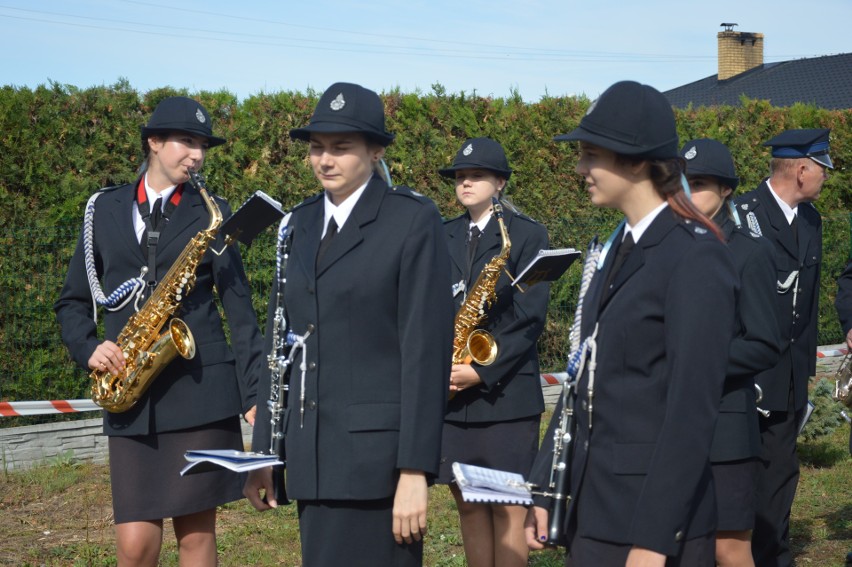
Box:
[463,143,474,156]
[330,93,346,111]
[585,99,598,117]
[684,146,697,160]
[195,108,206,124]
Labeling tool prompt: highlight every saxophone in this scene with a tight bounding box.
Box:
[834,352,852,408]
[452,197,511,367]
[90,170,223,413]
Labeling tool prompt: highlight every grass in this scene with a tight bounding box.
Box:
[1,416,849,566]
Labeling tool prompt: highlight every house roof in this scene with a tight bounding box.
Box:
[664,52,852,109]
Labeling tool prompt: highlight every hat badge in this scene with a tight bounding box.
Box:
[584,98,598,116]
[463,143,474,156]
[684,146,697,160]
[330,93,346,111]
[195,108,206,124]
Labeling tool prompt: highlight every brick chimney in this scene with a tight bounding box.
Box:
[717,29,764,80]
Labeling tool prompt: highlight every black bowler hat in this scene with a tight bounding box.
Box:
[290,82,395,147]
[554,81,678,159]
[438,137,513,179]
[140,96,226,147]
[680,138,739,190]
[764,128,833,169]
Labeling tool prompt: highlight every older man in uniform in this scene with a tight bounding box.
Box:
[735,128,832,567]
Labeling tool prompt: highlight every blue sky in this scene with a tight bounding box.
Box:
[1,0,849,101]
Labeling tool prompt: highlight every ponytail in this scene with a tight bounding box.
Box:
[646,158,725,242]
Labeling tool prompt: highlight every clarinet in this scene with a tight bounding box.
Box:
[545,238,602,546]
[546,380,575,546]
[266,216,315,505]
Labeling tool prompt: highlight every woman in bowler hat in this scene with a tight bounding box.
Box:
[524,81,738,566]
[54,96,263,565]
[436,137,549,567]
[681,138,781,567]
[243,82,454,566]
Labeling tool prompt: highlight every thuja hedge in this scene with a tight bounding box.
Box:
[0,80,850,413]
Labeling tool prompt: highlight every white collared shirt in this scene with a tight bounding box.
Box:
[321,180,370,238]
[766,179,798,224]
[133,175,178,243]
[468,211,492,234]
[625,202,669,243]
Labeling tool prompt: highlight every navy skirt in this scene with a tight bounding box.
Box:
[436,415,540,485]
[108,416,244,523]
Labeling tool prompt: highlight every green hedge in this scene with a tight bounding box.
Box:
[1,81,850,421]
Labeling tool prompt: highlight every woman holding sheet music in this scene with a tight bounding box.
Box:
[243,82,453,567]
[524,82,738,567]
[437,137,550,567]
[54,96,263,566]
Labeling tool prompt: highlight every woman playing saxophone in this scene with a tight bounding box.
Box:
[54,97,263,565]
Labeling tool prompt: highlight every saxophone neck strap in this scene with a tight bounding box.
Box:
[136,178,185,288]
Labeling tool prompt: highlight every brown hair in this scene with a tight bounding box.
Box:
[619,155,725,241]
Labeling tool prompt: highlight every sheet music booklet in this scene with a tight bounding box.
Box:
[511,248,581,289]
[451,462,533,506]
[220,190,285,247]
[180,449,283,476]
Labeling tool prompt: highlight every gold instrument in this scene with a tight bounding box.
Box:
[452,198,511,368]
[834,352,852,408]
[90,170,223,412]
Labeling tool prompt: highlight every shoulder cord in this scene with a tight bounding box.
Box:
[272,213,314,429]
[83,191,147,323]
[563,237,604,431]
[745,210,800,301]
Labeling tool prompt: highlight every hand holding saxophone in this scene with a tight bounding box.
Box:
[87,340,125,375]
[449,363,482,392]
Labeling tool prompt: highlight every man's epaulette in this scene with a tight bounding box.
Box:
[97,184,123,194]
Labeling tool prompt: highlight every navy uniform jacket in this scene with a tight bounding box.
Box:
[54,179,262,436]
[532,209,737,557]
[443,209,548,423]
[833,261,852,336]
[735,180,821,412]
[251,176,454,501]
[710,213,781,462]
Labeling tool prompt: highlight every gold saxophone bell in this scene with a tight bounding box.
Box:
[464,329,498,366]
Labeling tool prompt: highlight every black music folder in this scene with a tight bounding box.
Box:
[511,248,581,288]
[220,190,285,247]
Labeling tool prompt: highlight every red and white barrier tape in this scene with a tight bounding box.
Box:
[3,348,846,417]
[540,372,568,386]
[817,346,848,358]
[0,399,99,417]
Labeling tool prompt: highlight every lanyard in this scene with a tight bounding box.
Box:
[136,178,184,289]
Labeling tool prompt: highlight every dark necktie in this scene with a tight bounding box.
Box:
[603,232,635,301]
[467,226,481,265]
[317,217,338,264]
[150,197,163,231]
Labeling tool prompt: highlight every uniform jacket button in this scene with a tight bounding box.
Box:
[581,400,588,410]
[674,530,684,542]
[309,361,317,370]
[307,400,317,410]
